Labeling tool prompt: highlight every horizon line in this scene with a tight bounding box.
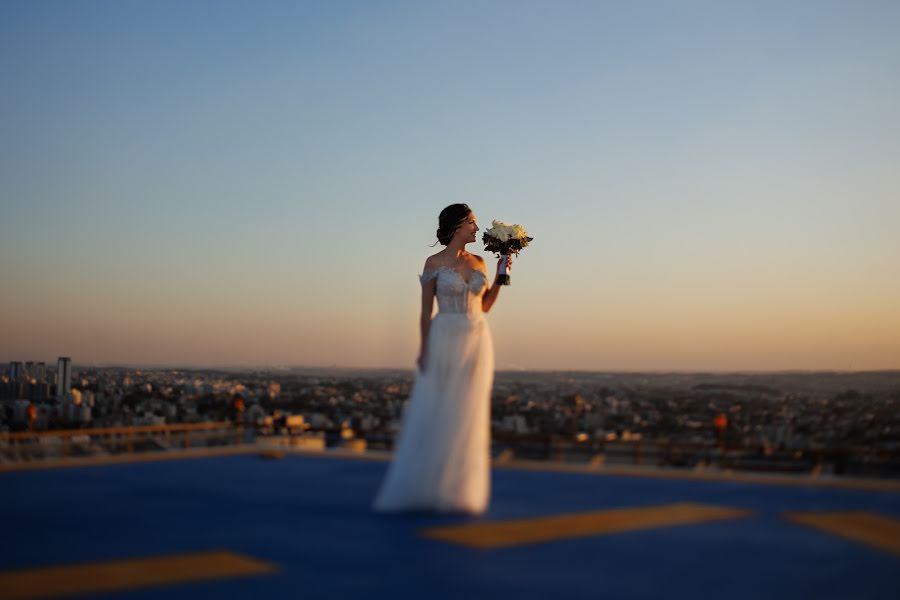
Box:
[2,360,898,376]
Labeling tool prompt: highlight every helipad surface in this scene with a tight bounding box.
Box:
[2,450,898,599]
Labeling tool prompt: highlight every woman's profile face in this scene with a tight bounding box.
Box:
[452,212,479,244]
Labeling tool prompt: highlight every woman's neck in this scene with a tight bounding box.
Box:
[445,241,468,258]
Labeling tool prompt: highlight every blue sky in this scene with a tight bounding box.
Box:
[2,0,899,370]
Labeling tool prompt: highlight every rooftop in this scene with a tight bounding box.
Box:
[2,447,899,599]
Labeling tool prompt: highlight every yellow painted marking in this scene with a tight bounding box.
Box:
[0,550,278,600]
[420,502,752,549]
[784,511,900,556]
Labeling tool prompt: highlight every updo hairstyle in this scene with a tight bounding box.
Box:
[435,203,472,246]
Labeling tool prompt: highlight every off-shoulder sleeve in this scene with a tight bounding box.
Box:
[419,269,438,285]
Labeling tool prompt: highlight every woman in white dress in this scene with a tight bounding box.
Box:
[373,204,511,515]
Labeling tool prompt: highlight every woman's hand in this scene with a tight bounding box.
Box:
[417,349,427,373]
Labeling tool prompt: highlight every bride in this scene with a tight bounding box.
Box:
[373,203,511,515]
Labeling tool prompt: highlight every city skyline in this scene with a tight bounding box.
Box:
[4,355,899,375]
[2,1,899,371]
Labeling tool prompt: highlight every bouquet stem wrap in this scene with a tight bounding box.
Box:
[497,255,511,286]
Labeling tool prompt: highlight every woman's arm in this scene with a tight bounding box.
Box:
[481,255,511,313]
[417,272,437,371]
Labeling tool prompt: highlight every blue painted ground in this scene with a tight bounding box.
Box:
[3,454,899,600]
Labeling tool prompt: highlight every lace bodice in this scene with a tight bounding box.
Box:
[420,266,488,315]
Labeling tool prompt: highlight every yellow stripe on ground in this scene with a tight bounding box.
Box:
[420,502,752,549]
[784,511,900,556]
[0,550,278,600]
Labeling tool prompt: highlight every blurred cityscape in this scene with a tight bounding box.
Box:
[2,357,898,477]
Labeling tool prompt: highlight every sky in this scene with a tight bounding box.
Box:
[1,0,899,371]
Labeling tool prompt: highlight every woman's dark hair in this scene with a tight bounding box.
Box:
[435,203,472,246]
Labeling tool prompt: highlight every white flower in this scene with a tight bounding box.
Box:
[491,226,510,242]
[486,219,528,242]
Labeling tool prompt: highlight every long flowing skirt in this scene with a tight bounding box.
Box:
[373,312,494,514]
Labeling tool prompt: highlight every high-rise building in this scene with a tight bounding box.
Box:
[24,361,35,381]
[34,362,46,383]
[57,357,72,401]
[9,362,24,382]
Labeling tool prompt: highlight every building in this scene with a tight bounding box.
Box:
[56,357,72,401]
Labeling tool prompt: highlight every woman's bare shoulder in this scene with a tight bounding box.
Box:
[424,251,446,269]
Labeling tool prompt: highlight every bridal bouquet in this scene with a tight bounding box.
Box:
[482,220,533,285]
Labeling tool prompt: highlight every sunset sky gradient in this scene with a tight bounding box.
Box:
[2,0,898,371]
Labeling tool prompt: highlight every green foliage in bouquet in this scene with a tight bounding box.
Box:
[481,220,533,257]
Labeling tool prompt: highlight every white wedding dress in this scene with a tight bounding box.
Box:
[373,265,494,515]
